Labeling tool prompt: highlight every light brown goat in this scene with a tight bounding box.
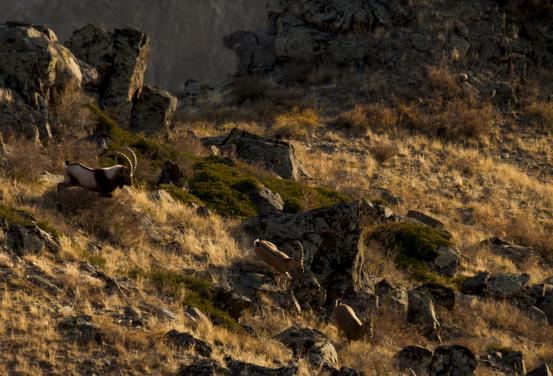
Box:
[333,299,373,341]
[253,239,304,279]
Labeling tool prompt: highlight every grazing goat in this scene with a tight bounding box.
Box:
[333,299,373,341]
[253,239,304,279]
[58,147,137,197]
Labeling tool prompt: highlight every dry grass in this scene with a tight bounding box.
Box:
[272,107,320,138]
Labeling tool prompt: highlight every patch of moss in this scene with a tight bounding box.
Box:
[0,205,60,239]
[368,222,454,283]
[159,184,202,206]
[134,267,241,332]
[0,205,34,228]
[189,156,349,217]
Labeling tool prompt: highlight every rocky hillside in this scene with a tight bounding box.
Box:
[0,0,266,90]
[1,0,553,375]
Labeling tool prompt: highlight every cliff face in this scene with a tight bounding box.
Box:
[0,0,266,91]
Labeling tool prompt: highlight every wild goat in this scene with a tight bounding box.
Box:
[58,147,137,197]
[253,239,304,279]
[333,299,373,341]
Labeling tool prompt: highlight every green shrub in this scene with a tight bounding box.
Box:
[0,205,60,239]
[367,222,453,283]
[159,184,202,206]
[189,157,349,217]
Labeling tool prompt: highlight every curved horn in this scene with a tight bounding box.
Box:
[122,147,138,175]
[113,151,133,174]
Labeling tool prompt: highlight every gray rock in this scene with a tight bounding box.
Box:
[130,85,177,135]
[461,272,489,295]
[245,200,395,301]
[291,272,326,310]
[225,355,298,376]
[184,306,211,328]
[396,346,433,375]
[486,273,530,299]
[407,290,440,333]
[526,305,548,324]
[433,246,461,277]
[406,210,445,229]
[415,283,455,311]
[102,27,151,125]
[275,327,338,370]
[57,315,102,345]
[178,359,228,376]
[375,280,408,315]
[218,128,303,181]
[526,363,552,376]
[481,237,538,265]
[251,184,284,215]
[537,288,553,323]
[0,22,82,109]
[275,15,331,62]
[223,30,276,74]
[429,345,477,376]
[5,222,60,256]
[166,329,212,357]
[486,349,526,375]
[66,24,114,81]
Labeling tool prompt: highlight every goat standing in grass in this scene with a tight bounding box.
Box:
[333,299,373,341]
[253,239,304,279]
[58,147,137,197]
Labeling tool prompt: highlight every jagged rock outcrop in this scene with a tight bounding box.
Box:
[245,200,396,302]
[206,128,305,181]
[275,327,338,370]
[165,330,213,358]
[0,22,82,142]
[130,85,177,135]
[396,344,478,376]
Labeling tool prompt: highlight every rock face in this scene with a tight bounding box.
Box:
[130,85,177,135]
[1,216,60,256]
[66,24,114,82]
[407,290,440,333]
[429,345,478,375]
[0,22,82,108]
[245,200,395,302]
[212,128,303,181]
[396,345,478,376]
[0,22,82,142]
[396,346,434,375]
[101,28,151,124]
[275,327,338,370]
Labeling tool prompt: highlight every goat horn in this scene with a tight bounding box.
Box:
[113,151,133,175]
[121,147,138,175]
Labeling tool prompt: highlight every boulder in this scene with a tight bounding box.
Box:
[291,272,326,310]
[4,221,60,256]
[376,280,408,315]
[224,356,298,376]
[223,30,276,74]
[183,306,211,329]
[481,237,538,265]
[250,184,284,215]
[275,327,338,370]
[406,210,445,229]
[157,160,184,186]
[215,128,303,181]
[178,359,228,376]
[0,22,82,109]
[57,315,102,345]
[407,290,440,333]
[486,273,530,299]
[537,288,553,323]
[66,24,114,81]
[130,85,177,135]
[429,345,478,376]
[486,349,526,375]
[245,200,395,302]
[396,346,433,375]
[461,272,489,295]
[165,329,212,357]
[101,27,151,125]
[526,363,552,376]
[433,246,461,277]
